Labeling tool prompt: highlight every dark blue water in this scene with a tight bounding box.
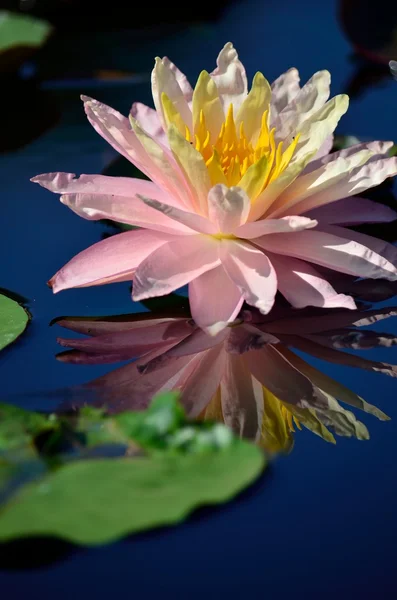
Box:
[1,0,397,596]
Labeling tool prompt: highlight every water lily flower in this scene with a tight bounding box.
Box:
[34,43,397,334]
[55,294,396,452]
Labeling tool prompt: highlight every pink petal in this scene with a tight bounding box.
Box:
[220,239,277,314]
[256,229,397,281]
[220,240,277,314]
[32,173,192,233]
[221,354,264,440]
[208,185,250,233]
[267,253,356,309]
[236,215,317,239]
[189,265,244,335]
[305,196,397,225]
[292,155,397,215]
[303,140,393,175]
[264,307,397,336]
[132,235,221,301]
[284,335,397,378]
[49,229,174,293]
[269,148,373,217]
[137,195,216,234]
[57,349,139,365]
[321,225,397,269]
[130,102,167,146]
[82,96,189,206]
[82,96,152,175]
[99,354,198,412]
[31,172,181,209]
[210,42,248,113]
[275,70,331,142]
[56,318,195,355]
[137,328,227,374]
[178,346,227,418]
[61,193,194,235]
[244,346,323,408]
[55,315,192,336]
[226,323,279,353]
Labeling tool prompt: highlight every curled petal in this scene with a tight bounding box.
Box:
[208,185,250,233]
[210,42,248,113]
[220,240,277,314]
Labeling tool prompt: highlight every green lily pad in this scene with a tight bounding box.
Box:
[0,293,29,352]
[0,442,263,546]
[0,11,52,54]
[0,394,266,545]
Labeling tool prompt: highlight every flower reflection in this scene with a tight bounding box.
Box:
[56,295,397,453]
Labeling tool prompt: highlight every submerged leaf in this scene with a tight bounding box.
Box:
[0,404,49,451]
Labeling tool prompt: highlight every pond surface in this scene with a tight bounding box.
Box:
[1,0,397,596]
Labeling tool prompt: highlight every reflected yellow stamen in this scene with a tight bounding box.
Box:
[280,404,300,433]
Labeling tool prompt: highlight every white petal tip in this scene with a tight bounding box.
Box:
[203,322,229,336]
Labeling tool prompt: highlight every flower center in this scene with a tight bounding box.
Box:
[186,103,300,192]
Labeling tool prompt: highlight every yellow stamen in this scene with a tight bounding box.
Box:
[189,94,299,197]
[162,70,300,200]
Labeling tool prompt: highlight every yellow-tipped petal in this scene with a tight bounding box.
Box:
[260,386,295,454]
[236,72,271,143]
[203,387,224,422]
[161,92,186,136]
[283,403,336,444]
[238,154,269,200]
[192,70,225,142]
[167,123,212,215]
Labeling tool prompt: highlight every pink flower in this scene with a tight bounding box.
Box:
[34,43,397,334]
[56,296,396,452]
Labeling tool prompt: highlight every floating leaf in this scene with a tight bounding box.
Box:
[0,442,263,546]
[0,394,266,545]
[0,294,29,352]
[0,11,52,54]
